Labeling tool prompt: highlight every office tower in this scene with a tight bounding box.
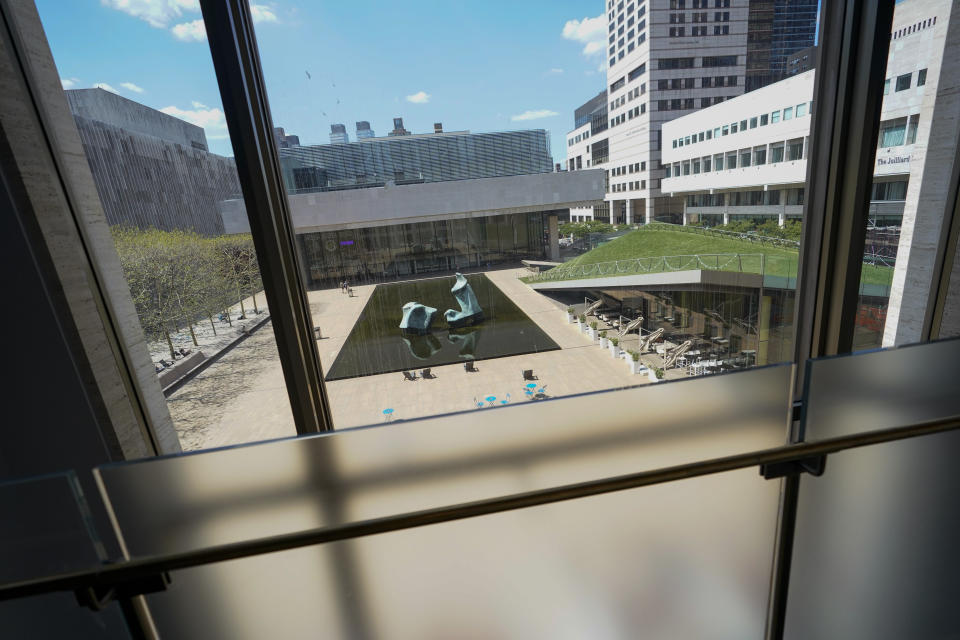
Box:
[66,88,240,235]
[330,123,349,144]
[389,116,410,136]
[355,120,375,139]
[567,0,817,225]
[274,126,300,148]
[434,122,443,133]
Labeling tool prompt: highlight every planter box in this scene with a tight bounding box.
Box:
[629,360,643,374]
[647,368,661,383]
[599,338,609,349]
[609,345,620,358]
[565,313,574,324]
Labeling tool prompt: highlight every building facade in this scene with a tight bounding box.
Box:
[274,126,300,148]
[279,129,554,192]
[67,88,241,235]
[566,0,817,225]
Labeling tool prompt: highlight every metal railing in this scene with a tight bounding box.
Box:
[648,222,801,249]
[528,253,765,282]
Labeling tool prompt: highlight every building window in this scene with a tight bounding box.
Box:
[684,98,695,109]
[771,109,781,123]
[771,143,785,162]
[796,103,807,117]
[880,120,907,147]
[883,78,890,95]
[918,68,927,86]
[684,78,696,89]
[754,148,766,165]
[722,124,729,136]
[895,72,912,92]
[760,113,769,126]
[731,122,738,134]
[783,106,794,120]
[714,154,724,170]
[750,117,758,129]
[788,138,804,160]
[658,79,669,91]
[740,150,751,167]
[726,152,737,169]
[702,55,738,67]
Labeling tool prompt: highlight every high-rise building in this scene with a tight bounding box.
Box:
[355,120,375,139]
[330,123,349,144]
[566,0,818,225]
[389,117,410,136]
[274,126,300,148]
[66,88,240,235]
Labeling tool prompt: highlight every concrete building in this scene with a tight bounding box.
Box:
[355,120,375,139]
[330,123,349,144]
[66,88,241,235]
[278,129,553,191]
[784,45,816,77]
[566,0,817,225]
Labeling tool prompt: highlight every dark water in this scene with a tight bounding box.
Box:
[325,274,559,380]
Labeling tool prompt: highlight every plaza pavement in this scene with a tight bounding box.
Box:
[169,267,685,450]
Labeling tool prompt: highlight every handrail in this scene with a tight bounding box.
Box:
[2,413,958,603]
[528,253,765,282]
[647,222,801,248]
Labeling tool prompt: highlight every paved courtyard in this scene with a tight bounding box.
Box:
[168,267,671,450]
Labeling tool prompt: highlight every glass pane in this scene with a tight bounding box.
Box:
[801,337,960,441]
[785,429,960,640]
[96,365,790,637]
[146,468,780,640]
[856,1,955,350]
[250,0,819,427]
[35,0,296,451]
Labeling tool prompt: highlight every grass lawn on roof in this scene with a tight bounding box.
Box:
[537,226,893,287]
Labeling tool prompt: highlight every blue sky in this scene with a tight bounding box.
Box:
[37,1,612,164]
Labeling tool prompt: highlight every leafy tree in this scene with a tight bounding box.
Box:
[559,220,616,238]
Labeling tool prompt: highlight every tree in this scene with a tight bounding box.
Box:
[212,235,262,320]
[559,220,616,238]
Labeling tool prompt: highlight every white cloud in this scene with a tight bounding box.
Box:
[171,19,206,41]
[406,91,430,104]
[61,77,79,89]
[93,82,120,94]
[511,109,559,122]
[159,104,228,134]
[547,68,564,75]
[100,0,200,28]
[251,4,279,23]
[120,82,145,93]
[562,14,607,61]
[191,100,209,109]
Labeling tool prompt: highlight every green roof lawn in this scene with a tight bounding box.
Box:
[537,227,893,287]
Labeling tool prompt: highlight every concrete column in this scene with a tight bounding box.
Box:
[645,198,654,224]
[625,199,633,225]
[547,214,560,261]
[778,212,786,227]
[723,211,730,225]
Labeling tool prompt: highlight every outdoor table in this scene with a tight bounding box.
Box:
[525,383,537,389]
[382,408,394,421]
[486,396,497,406]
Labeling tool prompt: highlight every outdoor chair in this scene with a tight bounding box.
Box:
[464,361,478,372]
[421,368,433,379]
[402,370,418,381]
[522,369,537,381]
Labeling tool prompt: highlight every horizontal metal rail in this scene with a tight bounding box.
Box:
[1,414,959,602]
[529,253,765,282]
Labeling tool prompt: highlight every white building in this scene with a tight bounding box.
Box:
[659,0,945,232]
[567,0,818,225]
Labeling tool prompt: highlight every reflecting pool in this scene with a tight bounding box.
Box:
[325,274,559,380]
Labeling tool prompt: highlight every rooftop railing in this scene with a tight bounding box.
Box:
[528,253,766,282]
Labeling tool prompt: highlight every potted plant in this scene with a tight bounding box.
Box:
[628,350,643,374]
[589,321,599,342]
[578,314,587,333]
[647,366,661,383]
[609,336,620,358]
[565,306,575,323]
[599,330,609,349]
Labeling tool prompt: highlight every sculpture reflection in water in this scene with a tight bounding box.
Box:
[402,333,443,360]
[447,328,479,359]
